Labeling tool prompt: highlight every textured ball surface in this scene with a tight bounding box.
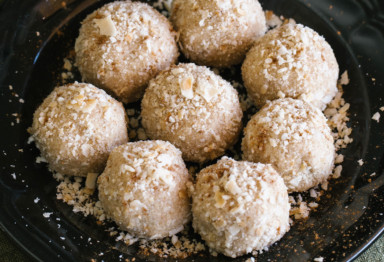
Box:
[171,0,266,67]
[141,63,243,163]
[242,98,335,192]
[29,82,128,177]
[75,1,179,103]
[98,140,191,239]
[191,157,290,257]
[242,23,339,109]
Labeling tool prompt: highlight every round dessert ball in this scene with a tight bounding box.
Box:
[191,157,290,258]
[242,98,335,192]
[97,140,191,239]
[75,1,179,103]
[171,0,266,68]
[29,82,128,177]
[242,23,339,110]
[141,63,243,163]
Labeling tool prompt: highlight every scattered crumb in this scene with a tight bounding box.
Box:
[338,70,349,85]
[11,173,16,180]
[357,159,364,166]
[332,165,342,179]
[314,257,324,262]
[63,58,72,71]
[321,181,328,191]
[34,197,40,203]
[139,233,205,259]
[152,0,173,15]
[324,71,353,150]
[290,200,310,220]
[35,156,47,163]
[43,212,53,218]
[265,10,283,28]
[334,154,344,164]
[372,112,380,122]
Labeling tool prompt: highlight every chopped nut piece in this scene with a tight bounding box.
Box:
[85,173,99,190]
[180,77,194,99]
[94,16,117,37]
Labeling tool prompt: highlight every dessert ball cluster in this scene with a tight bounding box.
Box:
[30,0,342,258]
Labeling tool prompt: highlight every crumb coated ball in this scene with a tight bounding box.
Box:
[97,140,191,239]
[171,0,266,68]
[242,23,339,109]
[141,63,243,163]
[190,157,290,258]
[242,98,335,192]
[75,1,179,103]
[29,82,128,177]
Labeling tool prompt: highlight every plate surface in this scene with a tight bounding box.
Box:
[1,0,384,261]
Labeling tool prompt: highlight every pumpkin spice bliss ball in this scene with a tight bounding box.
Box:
[97,140,191,239]
[190,157,290,258]
[171,0,266,67]
[242,23,339,110]
[75,0,179,103]
[242,98,335,192]
[141,63,243,163]
[28,82,128,177]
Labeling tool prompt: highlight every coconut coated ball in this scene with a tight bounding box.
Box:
[190,157,290,258]
[29,82,128,177]
[97,140,191,239]
[141,63,243,163]
[242,23,339,110]
[242,98,335,192]
[171,0,266,68]
[75,1,179,103]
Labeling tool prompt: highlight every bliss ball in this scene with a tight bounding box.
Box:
[242,23,339,110]
[242,98,335,192]
[171,0,266,68]
[97,140,191,239]
[141,63,243,163]
[190,157,290,258]
[29,82,128,177]
[75,1,179,103]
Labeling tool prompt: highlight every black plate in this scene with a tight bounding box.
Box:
[1,0,384,261]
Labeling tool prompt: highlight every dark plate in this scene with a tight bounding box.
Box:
[1,0,384,261]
